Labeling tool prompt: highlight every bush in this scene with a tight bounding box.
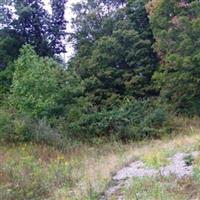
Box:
[0,109,31,143]
[68,99,169,141]
[29,119,64,148]
[0,99,169,145]
[0,108,64,147]
[0,109,16,142]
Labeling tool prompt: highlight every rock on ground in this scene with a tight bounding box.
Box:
[99,151,199,200]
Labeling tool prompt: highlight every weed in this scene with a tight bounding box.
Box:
[142,150,170,169]
[184,154,194,166]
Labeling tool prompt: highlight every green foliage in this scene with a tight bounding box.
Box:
[0,29,22,68]
[150,0,200,116]
[0,109,31,143]
[0,109,15,142]
[68,99,168,140]
[0,107,65,147]
[71,0,126,49]
[27,119,64,147]
[9,45,65,118]
[0,0,67,104]
[70,0,158,109]
[2,0,199,147]
[0,29,23,102]
[0,0,67,57]
[0,64,15,104]
[184,154,194,166]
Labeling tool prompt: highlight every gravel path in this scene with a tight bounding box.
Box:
[99,151,199,200]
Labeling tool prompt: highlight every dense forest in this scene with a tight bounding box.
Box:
[0,0,200,145]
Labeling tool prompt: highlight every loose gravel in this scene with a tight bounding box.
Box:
[99,151,199,200]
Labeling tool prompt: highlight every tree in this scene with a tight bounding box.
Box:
[9,45,66,118]
[0,30,22,68]
[0,29,23,103]
[0,0,67,102]
[49,0,67,55]
[150,0,200,115]
[0,0,67,57]
[0,0,13,27]
[70,0,158,108]
[70,0,126,50]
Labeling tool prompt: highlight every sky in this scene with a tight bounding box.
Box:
[44,0,81,60]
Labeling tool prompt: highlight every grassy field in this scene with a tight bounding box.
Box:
[0,117,200,200]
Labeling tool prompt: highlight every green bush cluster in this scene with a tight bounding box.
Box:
[0,102,169,144]
[68,100,169,141]
[0,109,64,147]
[0,109,16,142]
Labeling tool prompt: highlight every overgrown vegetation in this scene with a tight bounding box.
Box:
[0,0,171,144]
[0,0,199,147]
[0,0,200,198]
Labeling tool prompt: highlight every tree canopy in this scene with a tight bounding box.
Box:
[70,0,158,109]
[0,0,67,57]
[150,0,200,115]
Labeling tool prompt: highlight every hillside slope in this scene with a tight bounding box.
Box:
[0,118,200,200]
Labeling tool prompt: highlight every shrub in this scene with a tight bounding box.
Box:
[0,109,31,143]
[0,109,15,142]
[29,119,64,148]
[0,108,64,147]
[68,99,169,141]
